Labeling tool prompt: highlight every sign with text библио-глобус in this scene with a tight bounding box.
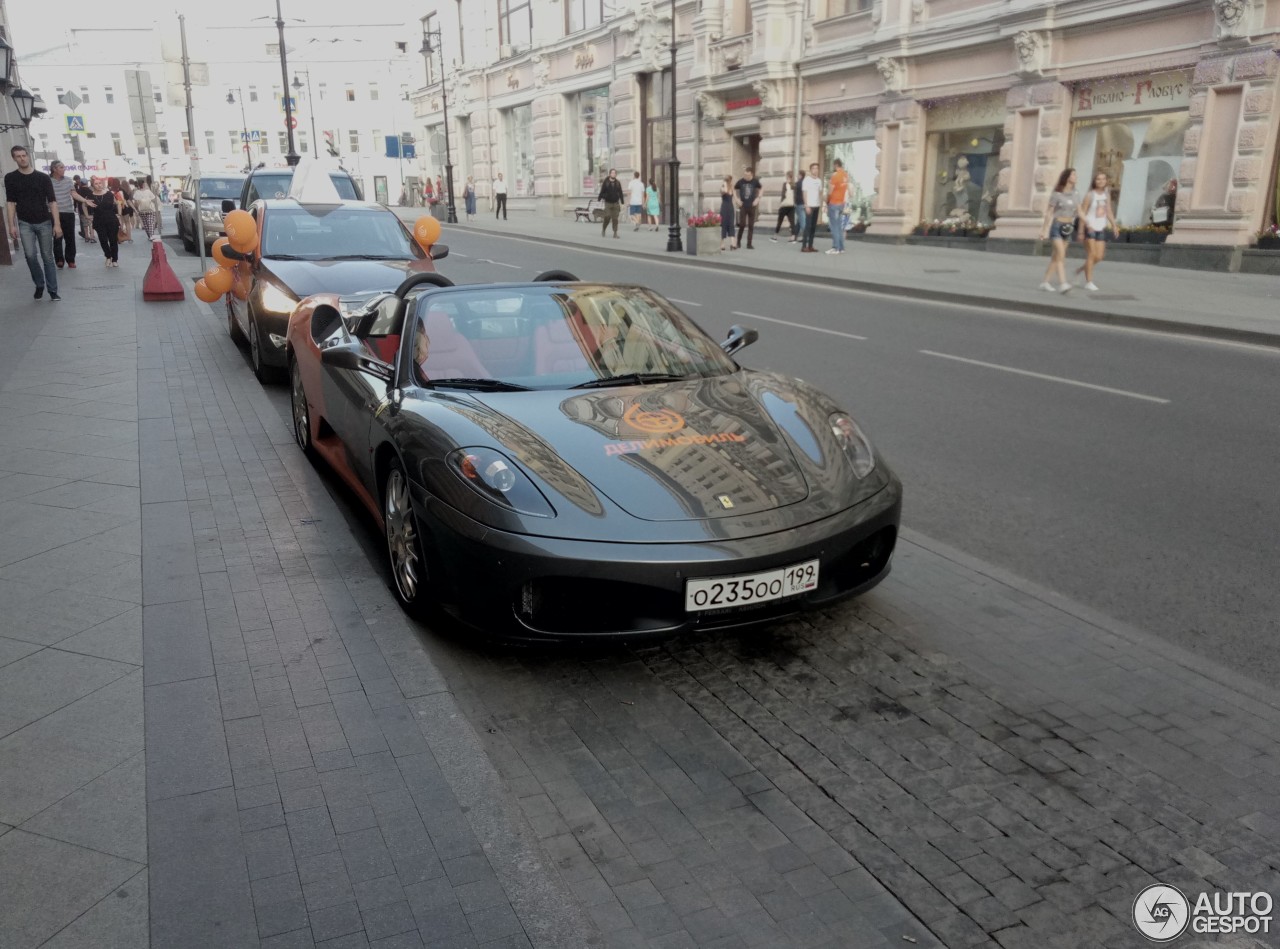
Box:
[1072,70,1192,118]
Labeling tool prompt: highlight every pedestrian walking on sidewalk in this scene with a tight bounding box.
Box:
[734,167,762,249]
[493,173,508,220]
[132,178,161,239]
[628,172,646,230]
[1040,167,1080,293]
[645,179,661,231]
[73,176,94,240]
[86,178,122,267]
[5,145,62,300]
[719,176,737,251]
[463,177,477,219]
[826,159,849,255]
[118,178,136,242]
[800,162,822,253]
[771,172,796,242]
[49,161,79,269]
[598,169,624,238]
[792,171,807,245]
[1077,172,1118,291]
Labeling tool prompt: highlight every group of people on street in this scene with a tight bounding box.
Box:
[717,160,852,254]
[594,170,664,238]
[6,144,167,300]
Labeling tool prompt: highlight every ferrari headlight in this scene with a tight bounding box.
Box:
[448,448,554,517]
[259,284,298,315]
[829,413,876,479]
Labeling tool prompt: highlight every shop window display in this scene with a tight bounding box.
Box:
[823,140,878,226]
[1070,112,1188,228]
[506,104,536,197]
[578,86,612,195]
[929,127,1004,228]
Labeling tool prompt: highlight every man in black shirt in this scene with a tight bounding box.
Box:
[597,168,624,239]
[733,167,762,250]
[4,145,62,300]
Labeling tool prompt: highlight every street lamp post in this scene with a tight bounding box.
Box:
[227,87,252,172]
[291,69,317,147]
[666,1,682,253]
[420,25,457,224]
[275,0,300,166]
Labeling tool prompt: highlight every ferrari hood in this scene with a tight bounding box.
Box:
[265,257,434,300]
[474,376,814,521]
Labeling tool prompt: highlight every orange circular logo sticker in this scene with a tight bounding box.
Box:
[623,404,685,434]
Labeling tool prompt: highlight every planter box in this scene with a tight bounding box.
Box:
[429,204,448,221]
[1257,236,1280,250]
[1125,231,1167,244]
[685,227,721,256]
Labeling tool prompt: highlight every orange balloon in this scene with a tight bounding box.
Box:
[211,237,233,268]
[225,210,257,252]
[204,267,234,295]
[194,279,221,303]
[414,216,441,248]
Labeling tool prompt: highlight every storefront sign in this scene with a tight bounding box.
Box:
[1072,70,1192,118]
[726,97,762,111]
[925,91,1007,132]
[819,110,876,142]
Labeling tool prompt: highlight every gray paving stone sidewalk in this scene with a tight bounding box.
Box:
[397,207,1280,345]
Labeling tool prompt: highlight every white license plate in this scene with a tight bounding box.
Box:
[685,559,819,612]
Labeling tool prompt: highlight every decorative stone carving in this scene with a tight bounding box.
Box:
[870,0,883,26]
[505,70,519,91]
[696,92,724,123]
[876,57,905,93]
[751,80,779,114]
[573,45,595,71]
[911,0,926,24]
[532,53,550,89]
[1213,0,1256,42]
[624,1,672,73]
[1013,30,1049,77]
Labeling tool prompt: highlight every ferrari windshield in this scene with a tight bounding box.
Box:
[261,206,423,260]
[408,285,737,390]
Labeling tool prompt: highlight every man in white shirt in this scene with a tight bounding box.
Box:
[493,172,508,220]
[800,161,823,253]
[48,161,78,268]
[627,172,647,230]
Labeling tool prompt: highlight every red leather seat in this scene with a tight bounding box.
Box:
[419,308,490,380]
[534,318,591,374]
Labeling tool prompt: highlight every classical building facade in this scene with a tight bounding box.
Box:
[414,0,1280,253]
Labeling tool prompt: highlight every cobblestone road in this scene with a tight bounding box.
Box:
[427,539,1280,949]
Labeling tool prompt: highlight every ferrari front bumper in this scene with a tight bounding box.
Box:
[413,475,902,641]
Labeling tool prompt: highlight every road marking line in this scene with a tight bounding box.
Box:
[731,311,867,341]
[477,258,522,269]
[668,298,702,307]
[919,350,1171,404]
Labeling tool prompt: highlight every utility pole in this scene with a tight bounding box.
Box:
[276,0,299,165]
[128,69,156,183]
[179,15,195,153]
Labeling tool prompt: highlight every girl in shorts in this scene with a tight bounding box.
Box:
[1039,168,1080,293]
[1077,172,1119,291]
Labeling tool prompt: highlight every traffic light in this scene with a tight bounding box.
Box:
[324,130,338,157]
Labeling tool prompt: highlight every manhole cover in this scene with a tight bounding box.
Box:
[923,268,960,273]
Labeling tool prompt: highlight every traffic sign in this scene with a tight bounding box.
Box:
[66,114,86,133]
[240,130,262,142]
[287,116,298,130]
[61,91,82,111]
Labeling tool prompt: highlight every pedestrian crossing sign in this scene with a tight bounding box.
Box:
[66,114,86,133]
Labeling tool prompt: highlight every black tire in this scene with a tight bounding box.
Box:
[289,358,312,454]
[248,313,280,384]
[532,269,579,282]
[227,299,246,344]
[180,218,196,253]
[383,456,429,614]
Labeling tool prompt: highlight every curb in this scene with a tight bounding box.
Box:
[438,221,1280,351]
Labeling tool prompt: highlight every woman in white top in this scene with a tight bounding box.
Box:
[131,178,162,239]
[1077,172,1119,291]
[1039,168,1080,293]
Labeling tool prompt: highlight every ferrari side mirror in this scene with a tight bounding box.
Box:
[722,324,759,356]
[429,243,449,261]
[321,342,393,382]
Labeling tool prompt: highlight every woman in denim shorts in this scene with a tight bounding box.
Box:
[1039,168,1080,293]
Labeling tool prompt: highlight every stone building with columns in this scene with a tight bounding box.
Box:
[414,0,1280,262]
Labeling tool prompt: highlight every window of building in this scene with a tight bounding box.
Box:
[159,138,169,155]
[567,0,605,33]
[498,0,532,51]
[230,131,241,153]
[278,131,289,152]
[372,130,383,153]
[111,132,122,156]
[346,87,356,102]
[105,87,114,104]
[505,103,535,196]
[206,131,216,153]
[249,86,259,102]
[369,84,379,102]
[258,131,269,154]
[86,132,96,140]
[423,13,439,85]
[181,133,191,152]
[299,131,309,153]
[79,86,90,103]
[154,89,162,104]
[319,82,327,100]
[350,130,360,153]
[576,86,612,193]
[822,0,870,17]
[728,0,753,34]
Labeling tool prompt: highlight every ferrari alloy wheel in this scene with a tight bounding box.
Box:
[289,359,311,453]
[384,459,426,610]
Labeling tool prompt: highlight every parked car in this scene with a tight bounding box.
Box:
[224,198,447,382]
[233,167,363,211]
[175,174,244,253]
[284,272,902,640]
